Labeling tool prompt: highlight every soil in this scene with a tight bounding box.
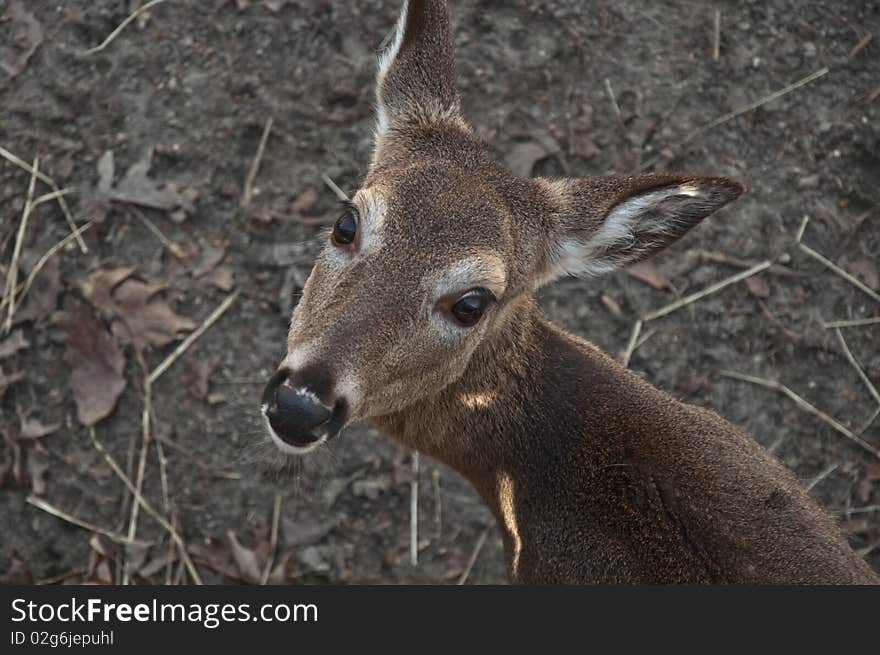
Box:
[1,0,878,585]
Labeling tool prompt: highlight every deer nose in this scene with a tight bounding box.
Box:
[262,369,333,448]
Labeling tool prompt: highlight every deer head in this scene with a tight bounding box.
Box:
[261,0,743,454]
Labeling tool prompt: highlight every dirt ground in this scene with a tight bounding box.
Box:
[1,0,878,585]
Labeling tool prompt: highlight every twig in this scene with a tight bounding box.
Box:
[410,451,420,567]
[457,527,490,585]
[260,492,282,585]
[83,0,171,55]
[824,316,880,329]
[604,78,622,123]
[621,320,643,368]
[840,505,880,517]
[148,289,240,384]
[241,117,274,211]
[321,173,349,202]
[35,567,89,586]
[719,370,880,459]
[643,261,771,322]
[805,462,839,491]
[0,145,87,253]
[4,158,39,335]
[833,328,880,406]
[795,215,810,244]
[26,496,149,547]
[684,68,830,147]
[0,222,94,316]
[153,432,241,479]
[849,33,873,60]
[639,68,829,171]
[798,242,880,304]
[133,209,186,259]
[124,356,153,585]
[89,428,203,584]
[859,405,880,435]
[712,10,721,62]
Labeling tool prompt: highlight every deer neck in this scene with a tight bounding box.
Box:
[372,295,630,578]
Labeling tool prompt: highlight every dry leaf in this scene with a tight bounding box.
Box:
[227,531,262,584]
[192,244,226,277]
[19,417,60,439]
[290,188,319,215]
[27,448,49,495]
[110,278,196,351]
[0,369,26,396]
[846,259,879,290]
[745,276,770,299]
[504,141,554,178]
[204,266,235,291]
[0,330,29,359]
[63,300,127,426]
[91,149,197,220]
[0,1,44,82]
[80,268,196,351]
[281,516,336,548]
[13,254,62,324]
[184,354,221,401]
[625,260,670,290]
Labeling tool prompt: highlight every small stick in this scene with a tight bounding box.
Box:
[457,527,490,585]
[26,496,149,547]
[795,215,810,244]
[260,492,283,585]
[859,405,880,435]
[0,222,93,314]
[824,316,880,329]
[712,10,721,62]
[683,68,830,147]
[833,328,880,406]
[148,289,240,385]
[805,462,839,491]
[83,0,170,55]
[643,261,771,322]
[639,68,829,171]
[604,78,622,122]
[0,145,87,253]
[4,158,39,335]
[849,33,873,59]
[798,242,880,304]
[124,357,153,586]
[410,451,420,567]
[133,209,186,259]
[35,567,89,586]
[241,117,274,211]
[621,319,643,368]
[321,173,350,202]
[89,428,203,584]
[719,370,880,459]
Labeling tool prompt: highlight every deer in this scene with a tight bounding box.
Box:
[260,0,879,584]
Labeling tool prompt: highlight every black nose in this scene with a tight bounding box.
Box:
[262,369,332,447]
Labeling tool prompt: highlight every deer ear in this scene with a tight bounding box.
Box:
[534,174,745,286]
[375,0,461,140]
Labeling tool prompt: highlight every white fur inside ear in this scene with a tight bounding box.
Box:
[550,184,705,279]
[375,0,410,137]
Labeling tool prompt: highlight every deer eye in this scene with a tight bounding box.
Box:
[331,207,358,247]
[450,289,494,327]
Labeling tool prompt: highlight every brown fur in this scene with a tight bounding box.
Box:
[270,0,879,584]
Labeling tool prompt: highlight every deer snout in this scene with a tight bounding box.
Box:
[261,368,341,452]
